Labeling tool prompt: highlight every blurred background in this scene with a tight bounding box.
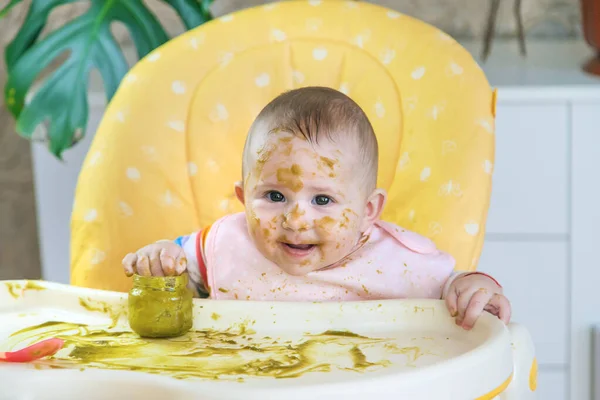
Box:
[1,1,599,399]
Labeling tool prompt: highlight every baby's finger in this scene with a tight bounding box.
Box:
[175,254,188,275]
[461,289,492,330]
[160,248,176,276]
[149,247,164,277]
[456,288,476,321]
[136,253,151,276]
[490,294,512,324]
[445,287,459,317]
[122,253,138,277]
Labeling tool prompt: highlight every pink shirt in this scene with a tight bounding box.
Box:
[180,213,456,301]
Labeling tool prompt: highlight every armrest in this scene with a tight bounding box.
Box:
[500,322,537,399]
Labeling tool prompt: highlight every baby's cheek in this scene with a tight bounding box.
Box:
[255,214,281,247]
[247,208,261,234]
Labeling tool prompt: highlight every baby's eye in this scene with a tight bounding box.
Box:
[267,191,285,202]
[313,195,333,206]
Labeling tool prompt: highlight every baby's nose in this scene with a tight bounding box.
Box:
[282,204,310,232]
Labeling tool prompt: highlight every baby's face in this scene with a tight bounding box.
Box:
[241,131,374,276]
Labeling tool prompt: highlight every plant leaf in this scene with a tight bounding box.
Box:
[4,0,213,158]
[161,0,213,29]
[0,0,24,18]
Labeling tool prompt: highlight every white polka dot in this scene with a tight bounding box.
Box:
[118,201,133,217]
[90,249,106,265]
[271,29,287,42]
[147,52,161,62]
[84,209,98,222]
[189,33,205,50]
[293,70,305,84]
[218,51,234,67]
[345,1,359,8]
[428,222,442,236]
[88,151,102,166]
[408,210,415,221]
[255,73,271,88]
[219,199,230,211]
[430,105,441,121]
[220,15,234,22]
[352,34,366,48]
[478,119,493,133]
[306,18,322,32]
[168,120,185,132]
[207,158,220,173]
[263,3,277,10]
[115,111,125,123]
[126,167,141,182]
[308,0,321,6]
[420,167,431,182]
[411,66,426,80]
[209,103,229,122]
[398,152,410,170]
[442,140,457,155]
[387,11,401,19]
[171,81,186,95]
[188,162,198,176]
[449,62,464,75]
[380,49,396,65]
[339,82,350,95]
[312,47,328,61]
[405,96,418,113]
[464,222,480,236]
[483,160,493,174]
[162,190,182,207]
[438,180,463,197]
[374,101,385,118]
[141,146,157,161]
[124,74,137,84]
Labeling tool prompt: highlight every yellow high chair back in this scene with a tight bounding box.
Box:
[70,0,496,292]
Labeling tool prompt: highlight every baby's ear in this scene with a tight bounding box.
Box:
[234,181,245,205]
[361,189,387,232]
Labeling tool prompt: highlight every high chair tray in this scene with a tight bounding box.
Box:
[0,280,531,400]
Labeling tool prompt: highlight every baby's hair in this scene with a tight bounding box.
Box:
[243,86,379,192]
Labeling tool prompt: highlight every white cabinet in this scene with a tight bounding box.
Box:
[569,102,600,400]
[538,370,568,400]
[488,103,569,235]
[483,96,600,400]
[478,241,568,365]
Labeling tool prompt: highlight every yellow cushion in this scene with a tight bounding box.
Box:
[71,0,496,292]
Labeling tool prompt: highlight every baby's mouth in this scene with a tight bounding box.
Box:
[280,242,317,257]
[284,243,314,250]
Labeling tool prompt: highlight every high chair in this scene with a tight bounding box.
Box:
[61,1,536,398]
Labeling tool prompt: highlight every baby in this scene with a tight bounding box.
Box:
[122,86,510,330]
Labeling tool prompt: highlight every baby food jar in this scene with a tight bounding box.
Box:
[128,274,193,338]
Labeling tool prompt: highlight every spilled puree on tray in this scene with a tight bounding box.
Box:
[1,320,427,381]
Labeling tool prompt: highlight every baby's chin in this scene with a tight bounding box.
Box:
[274,262,317,276]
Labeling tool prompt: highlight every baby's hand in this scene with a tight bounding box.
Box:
[445,273,511,330]
[122,242,187,277]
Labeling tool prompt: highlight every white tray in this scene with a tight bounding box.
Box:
[0,280,536,400]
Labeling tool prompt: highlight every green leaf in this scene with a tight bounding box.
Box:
[162,0,212,28]
[4,0,214,158]
[0,0,23,18]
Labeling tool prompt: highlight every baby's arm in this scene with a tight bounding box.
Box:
[173,232,210,298]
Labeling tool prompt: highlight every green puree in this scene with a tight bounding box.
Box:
[128,274,193,338]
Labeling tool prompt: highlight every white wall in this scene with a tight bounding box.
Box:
[32,96,106,283]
